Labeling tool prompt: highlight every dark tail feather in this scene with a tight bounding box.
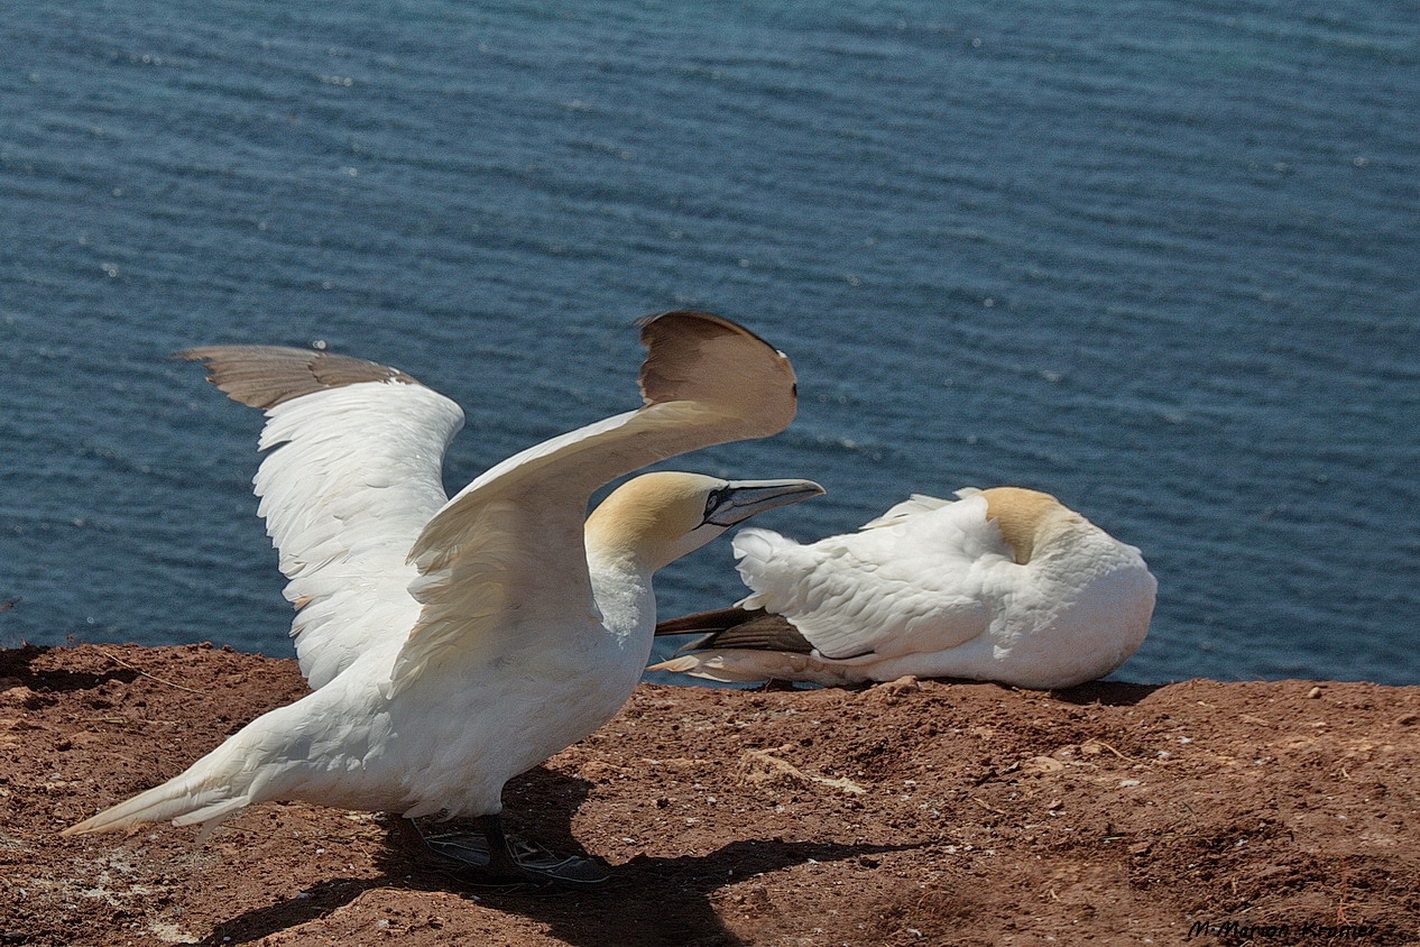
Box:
[655,606,767,636]
[654,607,815,655]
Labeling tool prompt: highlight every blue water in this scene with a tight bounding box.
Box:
[3,2,1417,685]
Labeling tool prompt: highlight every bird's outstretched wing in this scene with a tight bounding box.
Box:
[177,346,465,689]
[393,311,799,691]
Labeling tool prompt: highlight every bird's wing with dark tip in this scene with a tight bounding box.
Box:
[395,311,800,691]
[654,605,770,636]
[178,345,465,688]
[655,607,818,655]
[176,345,422,409]
[636,311,796,427]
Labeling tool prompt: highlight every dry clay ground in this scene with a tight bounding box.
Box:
[0,643,1416,946]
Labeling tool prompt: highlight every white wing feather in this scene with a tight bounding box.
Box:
[733,494,1013,661]
[254,383,463,688]
[858,493,951,529]
[179,346,465,689]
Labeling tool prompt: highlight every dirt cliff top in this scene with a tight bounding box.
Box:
[1,643,1416,945]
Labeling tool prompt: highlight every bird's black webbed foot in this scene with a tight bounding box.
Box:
[402,814,610,887]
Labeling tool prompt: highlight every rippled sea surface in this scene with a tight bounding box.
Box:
[3,1,1417,684]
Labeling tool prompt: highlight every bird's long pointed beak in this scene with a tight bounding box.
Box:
[705,479,825,528]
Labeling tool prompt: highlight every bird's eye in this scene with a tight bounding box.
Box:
[703,488,728,519]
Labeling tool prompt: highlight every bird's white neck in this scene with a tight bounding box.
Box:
[586,545,659,650]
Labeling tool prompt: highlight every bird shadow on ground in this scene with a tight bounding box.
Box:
[0,643,139,696]
[825,674,1168,709]
[202,834,916,947]
[1047,680,1167,707]
[474,836,921,947]
[201,767,920,947]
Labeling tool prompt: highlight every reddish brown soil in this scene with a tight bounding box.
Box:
[0,643,1416,945]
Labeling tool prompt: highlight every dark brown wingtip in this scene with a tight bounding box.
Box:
[175,345,422,409]
[655,607,816,655]
[636,310,780,353]
[634,311,798,437]
[654,605,768,636]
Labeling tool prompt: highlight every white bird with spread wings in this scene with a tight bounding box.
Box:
[63,312,822,885]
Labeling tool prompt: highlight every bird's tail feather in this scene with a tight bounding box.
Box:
[648,650,857,687]
[61,735,258,839]
[732,527,815,613]
[62,776,250,838]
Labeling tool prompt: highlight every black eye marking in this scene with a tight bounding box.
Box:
[703,487,728,520]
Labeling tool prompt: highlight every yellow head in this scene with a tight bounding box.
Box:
[979,486,1084,564]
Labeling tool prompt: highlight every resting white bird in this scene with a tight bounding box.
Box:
[62,311,823,885]
[650,486,1156,690]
